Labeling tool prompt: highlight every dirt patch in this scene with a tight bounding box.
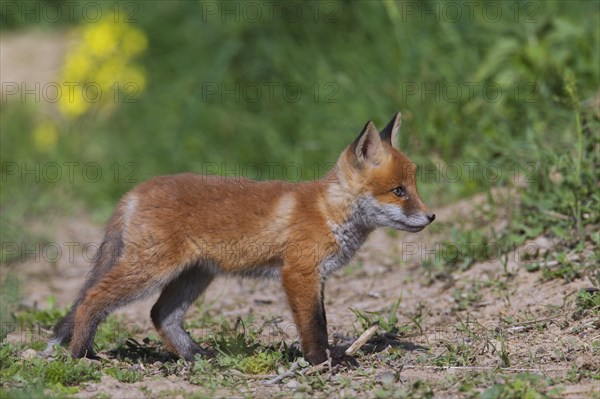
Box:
[0,30,73,98]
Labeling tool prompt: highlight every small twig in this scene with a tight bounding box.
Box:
[542,210,571,221]
[261,325,381,385]
[402,365,570,373]
[525,251,581,269]
[229,369,274,379]
[581,321,599,329]
[535,259,560,268]
[260,358,334,385]
[261,361,300,385]
[502,313,567,331]
[506,325,529,333]
[345,325,379,356]
[300,362,327,377]
[562,387,600,396]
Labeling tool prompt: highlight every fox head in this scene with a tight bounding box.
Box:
[336,112,435,232]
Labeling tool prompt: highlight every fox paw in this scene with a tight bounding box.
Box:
[179,345,215,362]
[72,348,99,360]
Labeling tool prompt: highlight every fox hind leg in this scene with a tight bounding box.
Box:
[45,232,124,355]
[151,266,214,361]
[69,259,171,358]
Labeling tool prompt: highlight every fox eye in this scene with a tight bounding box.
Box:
[392,186,407,197]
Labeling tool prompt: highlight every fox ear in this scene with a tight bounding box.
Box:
[352,120,385,165]
[380,112,401,149]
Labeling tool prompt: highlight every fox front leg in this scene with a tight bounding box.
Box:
[282,265,329,365]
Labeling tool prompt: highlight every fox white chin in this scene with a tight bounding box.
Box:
[393,222,428,232]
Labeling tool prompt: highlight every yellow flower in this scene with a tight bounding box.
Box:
[33,121,59,152]
[84,21,118,57]
[62,53,93,82]
[58,82,89,117]
[59,17,148,118]
[95,59,128,89]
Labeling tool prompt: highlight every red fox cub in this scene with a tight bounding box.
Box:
[47,112,434,365]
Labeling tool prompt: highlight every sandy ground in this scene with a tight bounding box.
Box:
[0,30,73,99]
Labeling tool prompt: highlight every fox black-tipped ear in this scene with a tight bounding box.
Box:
[380,112,401,149]
[352,120,384,165]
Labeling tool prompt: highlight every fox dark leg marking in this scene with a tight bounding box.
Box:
[282,266,329,365]
[151,267,214,361]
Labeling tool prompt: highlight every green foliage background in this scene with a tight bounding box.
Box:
[1,0,599,248]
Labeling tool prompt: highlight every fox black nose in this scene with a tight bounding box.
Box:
[427,213,436,222]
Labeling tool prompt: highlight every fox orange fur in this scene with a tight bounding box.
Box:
[47,112,435,365]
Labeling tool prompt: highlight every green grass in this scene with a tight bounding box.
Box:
[452,281,485,311]
[0,345,101,395]
[424,90,599,286]
[389,380,434,399]
[351,296,403,333]
[207,316,289,374]
[422,227,493,284]
[12,296,67,329]
[501,99,599,284]
[0,310,291,396]
[573,289,600,319]
[479,373,562,399]
[105,366,145,383]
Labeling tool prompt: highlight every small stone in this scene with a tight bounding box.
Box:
[378,370,397,385]
[285,379,300,389]
[80,357,101,366]
[152,361,163,368]
[296,384,311,393]
[549,168,563,184]
[21,349,37,359]
[167,374,178,382]
[575,355,596,370]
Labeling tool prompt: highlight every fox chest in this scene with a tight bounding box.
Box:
[320,222,370,277]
